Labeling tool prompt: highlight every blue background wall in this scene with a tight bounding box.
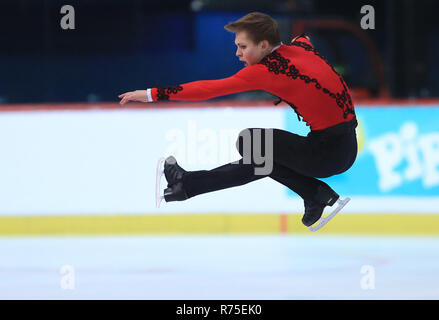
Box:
[1,2,438,104]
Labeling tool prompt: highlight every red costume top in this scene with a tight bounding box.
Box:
[147,36,355,131]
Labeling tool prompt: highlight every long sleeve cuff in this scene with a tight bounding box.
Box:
[146,88,153,102]
[146,88,154,102]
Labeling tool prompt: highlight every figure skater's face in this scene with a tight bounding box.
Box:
[234,31,272,67]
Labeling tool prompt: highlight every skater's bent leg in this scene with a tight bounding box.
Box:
[269,163,334,201]
[235,127,330,201]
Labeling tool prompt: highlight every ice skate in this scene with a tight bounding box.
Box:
[308,197,350,232]
[156,156,188,207]
[163,181,189,202]
[302,185,349,232]
[164,156,187,187]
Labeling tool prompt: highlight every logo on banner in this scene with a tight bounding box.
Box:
[368,122,439,192]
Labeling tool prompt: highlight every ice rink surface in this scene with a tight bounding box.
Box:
[1,234,438,300]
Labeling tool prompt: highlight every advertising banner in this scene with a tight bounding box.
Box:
[285,106,439,197]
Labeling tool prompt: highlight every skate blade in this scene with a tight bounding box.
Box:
[155,157,165,208]
[308,197,350,232]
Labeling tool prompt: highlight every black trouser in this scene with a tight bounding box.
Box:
[181,117,358,202]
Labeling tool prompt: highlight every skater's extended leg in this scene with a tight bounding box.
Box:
[181,162,265,198]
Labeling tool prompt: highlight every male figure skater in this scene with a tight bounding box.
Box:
[118,12,358,229]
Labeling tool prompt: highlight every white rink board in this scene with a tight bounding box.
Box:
[0,106,438,216]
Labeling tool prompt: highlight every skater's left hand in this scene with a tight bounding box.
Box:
[118,90,149,105]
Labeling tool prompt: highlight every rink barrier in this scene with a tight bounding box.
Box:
[1,213,439,236]
[1,98,439,113]
[1,101,439,235]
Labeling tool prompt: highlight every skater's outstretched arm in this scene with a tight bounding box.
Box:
[118,64,273,105]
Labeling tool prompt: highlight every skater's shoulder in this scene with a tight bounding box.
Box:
[260,43,296,61]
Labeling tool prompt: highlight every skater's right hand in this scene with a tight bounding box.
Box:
[118,90,149,105]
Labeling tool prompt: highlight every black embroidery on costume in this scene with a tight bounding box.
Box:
[157,85,183,101]
[274,97,303,122]
[260,43,355,120]
[291,41,355,118]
